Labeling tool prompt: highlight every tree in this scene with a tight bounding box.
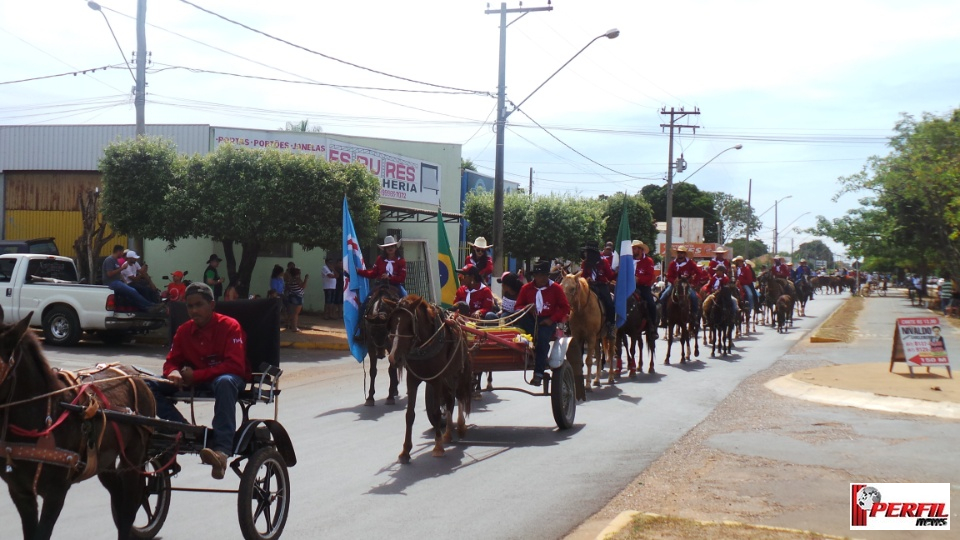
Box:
[600,193,657,247]
[794,240,833,266]
[100,137,380,297]
[283,120,323,132]
[461,158,477,172]
[709,192,761,243]
[640,182,718,241]
[726,238,769,260]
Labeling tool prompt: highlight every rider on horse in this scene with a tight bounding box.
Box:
[660,245,706,323]
[580,241,616,335]
[632,240,659,338]
[514,260,571,386]
[358,235,408,296]
[772,256,791,279]
[794,259,815,300]
[454,264,495,319]
[732,256,758,312]
[707,264,739,312]
[707,246,729,278]
[465,236,494,285]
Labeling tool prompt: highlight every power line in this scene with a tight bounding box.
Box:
[0,64,123,86]
[175,0,492,97]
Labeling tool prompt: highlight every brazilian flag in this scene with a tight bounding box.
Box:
[437,213,457,308]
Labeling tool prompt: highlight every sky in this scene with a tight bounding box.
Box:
[2,0,959,260]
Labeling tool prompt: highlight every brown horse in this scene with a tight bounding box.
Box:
[665,277,699,364]
[386,295,472,464]
[0,313,156,540]
[560,271,613,392]
[617,294,657,375]
[775,294,792,333]
[363,280,402,406]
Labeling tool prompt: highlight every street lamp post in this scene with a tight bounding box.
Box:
[665,144,742,269]
[88,0,146,136]
[489,2,617,279]
[772,195,792,255]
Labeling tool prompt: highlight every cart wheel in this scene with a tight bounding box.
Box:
[424,384,444,429]
[116,459,171,540]
[551,361,576,430]
[238,447,290,540]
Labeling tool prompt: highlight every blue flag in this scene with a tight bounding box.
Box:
[342,197,370,362]
[614,208,635,328]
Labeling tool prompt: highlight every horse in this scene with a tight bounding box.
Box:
[362,280,402,406]
[0,312,156,540]
[664,276,699,364]
[708,285,738,356]
[735,284,756,337]
[560,271,613,392]
[386,295,472,465]
[759,272,796,328]
[775,294,792,333]
[616,294,657,375]
[794,277,813,317]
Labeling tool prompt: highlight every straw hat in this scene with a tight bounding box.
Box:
[378,235,399,248]
[732,255,745,263]
[469,236,492,249]
[745,260,756,269]
[714,247,729,253]
[674,245,688,253]
[631,240,648,252]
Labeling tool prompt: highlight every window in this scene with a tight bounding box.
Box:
[0,259,16,283]
[26,259,78,282]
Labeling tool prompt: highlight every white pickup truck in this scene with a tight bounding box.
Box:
[0,253,166,346]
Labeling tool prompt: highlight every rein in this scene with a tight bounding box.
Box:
[388,304,465,382]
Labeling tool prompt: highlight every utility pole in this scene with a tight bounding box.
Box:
[660,107,700,271]
[528,167,533,194]
[745,178,752,259]
[486,2,553,282]
[774,198,779,256]
[135,0,147,136]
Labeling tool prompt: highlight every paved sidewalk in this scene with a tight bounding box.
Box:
[132,311,349,350]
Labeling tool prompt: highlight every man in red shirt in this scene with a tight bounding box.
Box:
[453,265,494,319]
[358,235,407,296]
[580,241,616,333]
[514,260,571,386]
[772,256,791,279]
[707,247,729,278]
[660,246,707,322]
[632,240,658,337]
[147,282,249,480]
[732,256,757,312]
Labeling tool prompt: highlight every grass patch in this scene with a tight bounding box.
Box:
[809,296,863,343]
[607,513,850,540]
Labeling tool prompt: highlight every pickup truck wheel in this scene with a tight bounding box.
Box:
[43,307,82,346]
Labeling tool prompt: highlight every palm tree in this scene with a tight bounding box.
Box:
[283,120,323,132]
[461,158,477,171]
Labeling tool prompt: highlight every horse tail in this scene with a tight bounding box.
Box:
[455,331,473,417]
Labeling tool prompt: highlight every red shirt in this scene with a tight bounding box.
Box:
[707,274,730,292]
[465,254,493,281]
[515,281,571,323]
[634,254,656,287]
[164,312,250,385]
[166,282,187,302]
[707,257,728,278]
[734,264,755,286]
[667,258,707,287]
[357,256,406,285]
[581,258,615,284]
[454,283,494,316]
[772,263,791,279]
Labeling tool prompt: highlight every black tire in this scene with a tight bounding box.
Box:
[238,447,290,540]
[114,459,171,540]
[42,306,82,346]
[551,360,576,430]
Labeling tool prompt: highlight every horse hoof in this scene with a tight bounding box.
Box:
[432,448,445,458]
[385,397,396,406]
[648,368,656,375]
[364,398,375,407]
[473,392,483,400]
[442,434,453,443]
[398,455,411,464]
[628,369,636,378]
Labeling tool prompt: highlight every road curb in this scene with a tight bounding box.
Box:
[595,512,852,540]
[765,373,960,420]
[281,341,349,351]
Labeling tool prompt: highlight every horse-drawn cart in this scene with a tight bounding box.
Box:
[456,316,577,430]
[66,299,295,540]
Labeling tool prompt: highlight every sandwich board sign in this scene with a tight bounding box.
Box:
[889,317,953,378]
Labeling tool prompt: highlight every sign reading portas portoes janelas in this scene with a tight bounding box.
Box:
[890,317,953,378]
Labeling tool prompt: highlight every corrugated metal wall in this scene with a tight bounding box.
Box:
[3,171,124,256]
[0,125,211,171]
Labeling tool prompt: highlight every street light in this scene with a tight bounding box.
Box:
[775,211,810,257]
[491,18,619,279]
[772,196,793,255]
[87,0,146,136]
[677,144,743,184]
[664,143,742,270]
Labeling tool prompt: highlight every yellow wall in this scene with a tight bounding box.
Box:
[4,210,125,257]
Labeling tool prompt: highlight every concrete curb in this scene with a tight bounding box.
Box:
[765,374,960,420]
[594,511,852,540]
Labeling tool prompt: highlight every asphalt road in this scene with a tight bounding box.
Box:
[0,294,846,540]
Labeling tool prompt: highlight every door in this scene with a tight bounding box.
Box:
[0,258,19,324]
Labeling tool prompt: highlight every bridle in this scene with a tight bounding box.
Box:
[387,301,463,382]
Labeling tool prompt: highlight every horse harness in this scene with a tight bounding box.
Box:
[388,304,466,382]
[0,360,146,494]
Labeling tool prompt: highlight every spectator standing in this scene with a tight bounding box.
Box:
[204,254,225,301]
[333,260,345,319]
[940,271,953,315]
[322,257,337,319]
[286,268,309,332]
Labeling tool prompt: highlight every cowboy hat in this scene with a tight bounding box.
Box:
[631,240,649,252]
[745,260,756,268]
[787,262,794,266]
[713,247,729,253]
[674,245,688,253]
[469,236,493,250]
[206,253,222,263]
[732,255,745,263]
[378,235,399,248]
[456,265,480,278]
[800,258,807,263]
[531,260,552,275]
